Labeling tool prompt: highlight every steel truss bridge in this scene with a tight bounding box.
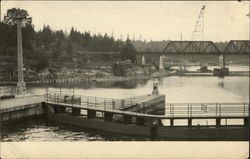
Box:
[74,40,250,56]
[137,40,250,56]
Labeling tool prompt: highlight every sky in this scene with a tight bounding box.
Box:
[1,1,249,42]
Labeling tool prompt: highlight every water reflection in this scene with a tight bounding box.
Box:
[96,79,148,89]
[27,78,149,89]
[218,80,224,88]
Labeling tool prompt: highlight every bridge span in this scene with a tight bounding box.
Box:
[74,40,249,70]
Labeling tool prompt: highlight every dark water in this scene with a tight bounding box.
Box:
[1,117,150,141]
[1,72,249,141]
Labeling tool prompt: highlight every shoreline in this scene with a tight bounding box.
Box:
[0,70,249,85]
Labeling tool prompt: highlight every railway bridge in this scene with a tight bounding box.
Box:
[75,40,250,71]
[137,40,250,70]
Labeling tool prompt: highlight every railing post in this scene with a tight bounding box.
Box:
[104,99,106,111]
[95,97,97,107]
[47,93,49,103]
[172,104,174,117]
[243,103,245,116]
[87,97,89,108]
[216,103,217,116]
[54,93,56,103]
[169,104,172,117]
[188,104,189,117]
[143,103,145,113]
[131,100,133,112]
[219,104,221,117]
[112,99,115,110]
[190,104,192,117]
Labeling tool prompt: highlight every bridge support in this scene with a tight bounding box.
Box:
[72,108,81,116]
[219,55,225,69]
[157,119,164,126]
[104,112,114,121]
[159,55,164,70]
[188,119,192,128]
[56,106,66,113]
[123,115,132,124]
[213,55,229,76]
[170,119,174,127]
[244,117,249,127]
[87,110,96,119]
[141,55,145,65]
[136,117,144,125]
[216,118,221,128]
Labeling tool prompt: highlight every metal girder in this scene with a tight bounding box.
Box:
[162,41,221,54]
[224,40,250,54]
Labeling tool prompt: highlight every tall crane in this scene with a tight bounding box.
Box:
[191,5,205,41]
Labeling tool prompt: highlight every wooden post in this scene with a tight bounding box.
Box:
[104,99,106,111]
[244,117,249,127]
[188,118,192,128]
[216,103,217,116]
[123,115,132,124]
[243,103,245,116]
[170,119,174,127]
[87,110,96,119]
[112,99,115,109]
[190,105,192,117]
[216,118,221,128]
[219,104,221,117]
[87,97,89,108]
[95,97,97,107]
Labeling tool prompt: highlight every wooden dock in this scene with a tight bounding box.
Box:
[1,92,249,140]
[44,92,249,127]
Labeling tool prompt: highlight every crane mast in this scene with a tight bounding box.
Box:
[191,5,205,41]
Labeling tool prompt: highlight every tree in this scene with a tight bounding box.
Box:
[3,8,32,26]
[120,39,137,63]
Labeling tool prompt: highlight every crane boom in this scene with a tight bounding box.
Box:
[191,5,205,41]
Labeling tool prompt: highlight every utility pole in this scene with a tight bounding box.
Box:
[16,16,26,94]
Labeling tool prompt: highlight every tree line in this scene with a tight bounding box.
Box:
[0,8,138,73]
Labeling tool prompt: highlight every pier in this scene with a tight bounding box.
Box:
[1,90,248,141]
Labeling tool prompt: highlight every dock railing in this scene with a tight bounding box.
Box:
[44,92,143,113]
[166,103,249,118]
[0,86,17,97]
[44,92,249,118]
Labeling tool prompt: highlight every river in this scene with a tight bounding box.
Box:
[1,68,249,141]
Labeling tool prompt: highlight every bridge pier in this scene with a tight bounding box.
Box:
[72,108,81,116]
[141,55,145,65]
[159,55,164,70]
[123,115,132,124]
[213,55,229,76]
[136,117,144,125]
[104,112,114,121]
[87,110,96,119]
[219,55,225,69]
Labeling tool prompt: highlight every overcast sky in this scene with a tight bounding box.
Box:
[1,1,249,42]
